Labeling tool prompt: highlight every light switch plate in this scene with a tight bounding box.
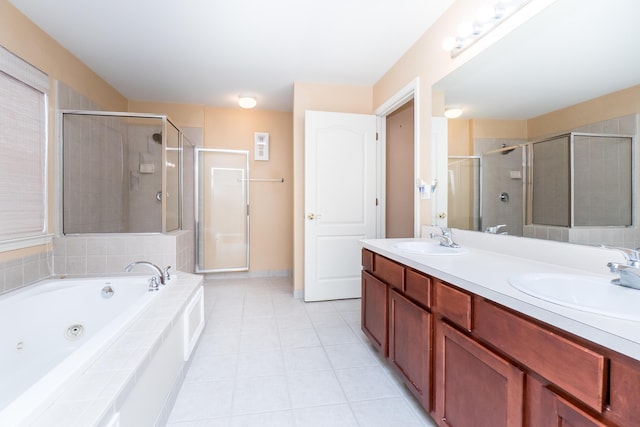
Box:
[254,132,269,161]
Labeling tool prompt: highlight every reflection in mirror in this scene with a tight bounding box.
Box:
[530,133,632,228]
[434,0,640,247]
[481,145,524,236]
[447,156,480,231]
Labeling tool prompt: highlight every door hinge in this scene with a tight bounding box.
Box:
[376,132,379,141]
[375,198,379,206]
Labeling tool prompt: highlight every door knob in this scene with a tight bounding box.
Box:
[307,213,321,220]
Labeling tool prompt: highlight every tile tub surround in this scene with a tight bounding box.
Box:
[53,231,195,276]
[166,277,436,427]
[0,248,52,295]
[29,272,203,427]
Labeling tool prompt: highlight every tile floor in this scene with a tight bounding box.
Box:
[165,276,437,427]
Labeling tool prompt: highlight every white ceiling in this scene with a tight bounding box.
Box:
[8,0,454,111]
[433,0,640,119]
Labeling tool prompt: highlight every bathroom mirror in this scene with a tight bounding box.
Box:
[433,0,640,246]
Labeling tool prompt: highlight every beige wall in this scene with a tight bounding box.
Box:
[528,84,640,138]
[448,119,472,156]
[0,0,126,263]
[292,82,372,294]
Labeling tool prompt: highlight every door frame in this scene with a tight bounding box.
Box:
[375,77,421,238]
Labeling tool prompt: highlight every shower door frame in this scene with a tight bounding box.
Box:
[447,155,482,231]
[194,148,250,273]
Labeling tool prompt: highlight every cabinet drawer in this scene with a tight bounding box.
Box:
[404,268,431,309]
[373,254,404,290]
[474,299,606,412]
[434,280,472,330]
[362,249,374,273]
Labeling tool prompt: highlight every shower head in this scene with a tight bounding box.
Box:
[500,143,515,155]
[152,133,162,143]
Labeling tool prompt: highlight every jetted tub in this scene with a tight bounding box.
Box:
[0,276,159,425]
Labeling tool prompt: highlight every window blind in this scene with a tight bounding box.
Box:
[0,45,48,241]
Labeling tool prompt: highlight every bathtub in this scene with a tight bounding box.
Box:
[0,276,159,426]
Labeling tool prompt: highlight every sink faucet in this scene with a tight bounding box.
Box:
[124,261,167,286]
[601,245,640,289]
[430,227,461,248]
[485,224,507,234]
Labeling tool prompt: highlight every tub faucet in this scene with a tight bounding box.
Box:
[124,261,166,285]
[430,227,460,248]
[485,224,507,234]
[601,245,640,289]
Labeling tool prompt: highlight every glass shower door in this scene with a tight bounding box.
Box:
[196,149,249,272]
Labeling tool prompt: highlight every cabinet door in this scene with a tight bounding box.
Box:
[554,396,609,427]
[389,289,432,410]
[435,322,524,427]
[362,271,388,356]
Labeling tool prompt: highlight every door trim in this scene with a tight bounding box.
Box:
[375,77,421,238]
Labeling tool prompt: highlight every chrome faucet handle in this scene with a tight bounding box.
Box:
[148,276,160,291]
[439,227,452,237]
[485,224,507,234]
[600,245,640,267]
[163,265,172,282]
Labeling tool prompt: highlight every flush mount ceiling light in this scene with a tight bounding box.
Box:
[442,0,532,57]
[238,96,257,109]
[444,107,463,119]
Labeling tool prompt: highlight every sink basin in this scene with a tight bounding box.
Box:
[392,241,467,255]
[509,273,640,321]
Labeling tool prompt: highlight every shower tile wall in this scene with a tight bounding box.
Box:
[127,125,163,232]
[63,114,128,233]
[475,138,525,236]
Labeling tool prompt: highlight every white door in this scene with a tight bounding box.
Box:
[304,111,378,301]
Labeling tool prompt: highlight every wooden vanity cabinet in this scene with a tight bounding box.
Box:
[388,288,432,410]
[361,248,640,427]
[435,321,524,427]
[361,249,433,410]
[361,270,388,356]
[526,375,608,427]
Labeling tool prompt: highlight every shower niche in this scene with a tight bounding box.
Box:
[61,111,192,234]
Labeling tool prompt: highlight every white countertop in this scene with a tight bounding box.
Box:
[362,236,640,361]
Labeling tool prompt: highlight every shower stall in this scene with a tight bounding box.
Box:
[60,111,193,234]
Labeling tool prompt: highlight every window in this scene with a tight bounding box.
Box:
[0,45,49,244]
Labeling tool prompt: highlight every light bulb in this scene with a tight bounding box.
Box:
[444,108,463,119]
[457,21,473,38]
[477,3,497,23]
[238,96,257,109]
[442,36,457,52]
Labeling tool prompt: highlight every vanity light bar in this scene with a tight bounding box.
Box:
[442,0,532,57]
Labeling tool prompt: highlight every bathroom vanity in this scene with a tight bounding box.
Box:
[362,236,640,427]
